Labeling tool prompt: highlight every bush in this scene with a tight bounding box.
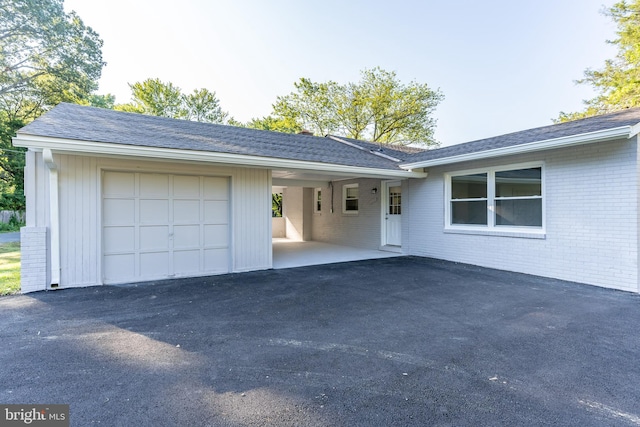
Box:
[0,213,24,232]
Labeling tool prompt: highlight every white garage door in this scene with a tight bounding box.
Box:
[102,171,230,284]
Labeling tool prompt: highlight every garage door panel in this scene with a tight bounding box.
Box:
[204,248,229,272]
[140,252,169,277]
[174,175,200,197]
[103,172,135,197]
[104,226,135,253]
[174,225,200,249]
[103,199,135,225]
[140,199,169,224]
[174,200,200,223]
[140,225,169,250]
[139,174,169,197]
[103,172,230,284]
[174,250,200,273]
[104,254,135,282]
[204,201,229,223]
[204,224,228,247]
[204,177,228,200]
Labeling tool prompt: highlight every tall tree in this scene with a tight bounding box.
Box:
[0,0,106,211]
[269,67,443,146]
[183,88,229,123]
[557,0,640,122]
[116,78,232,124]
[121,78,184,118]
[0,0,105,103]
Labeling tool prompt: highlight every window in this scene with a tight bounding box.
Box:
[314,188,322,213]
[446,163,543,231]
[342,184,359,214]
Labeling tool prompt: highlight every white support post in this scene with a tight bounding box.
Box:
[43,149,60,287]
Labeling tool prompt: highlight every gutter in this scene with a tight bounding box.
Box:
[399,126,634,170]
[13,133,428,179]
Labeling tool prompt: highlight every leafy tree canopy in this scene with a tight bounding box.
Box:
[0,0,106,210]
[556,0,640,122]
[259,67,443,146]
[115,78,232,124]
[0,0,105,104]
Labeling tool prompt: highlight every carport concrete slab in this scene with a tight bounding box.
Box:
[273,238,400,269]
[1,257,640,426]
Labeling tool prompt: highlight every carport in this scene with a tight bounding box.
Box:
[272,238,401,269]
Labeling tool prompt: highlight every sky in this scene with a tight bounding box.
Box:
[63,0,618,147]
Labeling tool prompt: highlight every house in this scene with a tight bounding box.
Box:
[13,103,640,293]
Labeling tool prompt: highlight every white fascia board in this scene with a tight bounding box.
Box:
[13,134,428,179]
[400,126,633,170]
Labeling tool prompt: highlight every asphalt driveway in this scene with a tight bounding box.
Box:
[1,257,640,426]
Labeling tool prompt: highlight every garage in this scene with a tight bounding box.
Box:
[102,171,230,284]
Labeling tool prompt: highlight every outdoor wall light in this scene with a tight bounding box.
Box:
[371,187,378,194]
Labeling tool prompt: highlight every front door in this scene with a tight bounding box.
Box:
[384,181,402,246]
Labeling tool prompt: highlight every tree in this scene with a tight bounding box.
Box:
[183,88,229,123]
[245,115,302,134]
[116,78,232,124]
[0,0,105,103]
[0,0,106,211]
[269,67,443,146]
[557,0,640,122]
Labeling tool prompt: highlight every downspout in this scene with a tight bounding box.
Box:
[43,149,60,287]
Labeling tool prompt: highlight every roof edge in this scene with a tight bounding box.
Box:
[13,133,428,179]
[400,126,633,169]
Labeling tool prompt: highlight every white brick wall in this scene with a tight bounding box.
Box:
[405,138,639,292]
[311,178,382,249]
[20,226,48,293]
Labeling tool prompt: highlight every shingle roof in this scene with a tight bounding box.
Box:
[18,103,403,170]
[404,107,640,164]
[17,103,640,170]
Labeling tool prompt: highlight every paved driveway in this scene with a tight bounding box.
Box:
[0,232,20,243]
[1,257,640,426]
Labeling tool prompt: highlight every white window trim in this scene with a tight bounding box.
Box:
[444,161,545,236]
[342,183,359,214]
[314,187,322,214]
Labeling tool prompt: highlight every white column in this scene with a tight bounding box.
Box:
[43,149,60,286]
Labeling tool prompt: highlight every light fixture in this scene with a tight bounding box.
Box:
[371,187,378,194]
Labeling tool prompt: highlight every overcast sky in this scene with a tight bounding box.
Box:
[63,0,617,146]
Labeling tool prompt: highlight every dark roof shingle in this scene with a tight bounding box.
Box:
[18,103,403,170]
[404,107,640,164]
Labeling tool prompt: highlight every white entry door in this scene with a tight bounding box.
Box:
[384,181,402,246]
[102,171,230,284]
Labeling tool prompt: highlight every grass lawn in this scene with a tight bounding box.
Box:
[0,241,20,295]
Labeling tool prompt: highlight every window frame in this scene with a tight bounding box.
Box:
[342,183,359,214]
[314,188,322,214]
[444,162,545,236]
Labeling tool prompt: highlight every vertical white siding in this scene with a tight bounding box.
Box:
[31,155,272,290]
[58,155,98,287]
[310,178,383,250]
[405,138,639,292]
[232,167,271,272]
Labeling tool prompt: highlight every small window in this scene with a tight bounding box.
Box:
[343,184,359,214]
[314,188,322,213]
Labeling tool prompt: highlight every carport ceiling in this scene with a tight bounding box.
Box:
[272,169,411,187]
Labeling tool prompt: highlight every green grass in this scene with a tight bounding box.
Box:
[0,241,20,295]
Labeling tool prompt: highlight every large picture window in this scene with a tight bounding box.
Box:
[446,164,543,231]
